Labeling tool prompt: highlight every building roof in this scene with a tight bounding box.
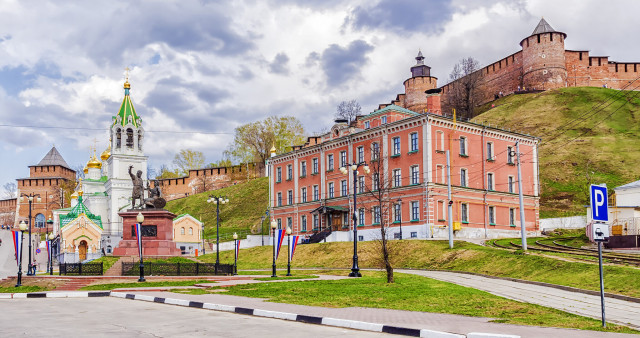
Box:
[531,17,557,35]
[615,180,640,191]
[113,82,141,128]
[35,146,72,170]
[59,196,103,229]
[363,104,420,119]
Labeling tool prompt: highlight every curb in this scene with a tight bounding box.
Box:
[0,291,520,338]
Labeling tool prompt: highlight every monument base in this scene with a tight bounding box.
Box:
[113,209,182,256]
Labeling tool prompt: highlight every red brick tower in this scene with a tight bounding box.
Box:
[403,51,438,113]
[520,18,568,90]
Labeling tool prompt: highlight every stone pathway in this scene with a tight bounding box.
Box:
[398,269,640,329]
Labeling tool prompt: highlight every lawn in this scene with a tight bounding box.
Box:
[218,271,635,333]
[81,279,213,291]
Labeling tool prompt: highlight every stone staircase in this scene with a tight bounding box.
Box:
[55,277,99,291]
[104,256,136,276]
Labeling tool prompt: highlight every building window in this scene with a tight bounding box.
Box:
[357,146,364,163]
[372,173,380,191]
[341,180,348,196]
[312,158,319,174]
[276,167,282,182]
[459,136,467,156]
[181,227,185,235]
[437,131,444,151]
[487,142,493,160]
[489,206,495,224]
[508,176,514,193]
[509,208,516,226]
[507,146,514,164]
[287,165,292,180]
[188,227,193,235]
[301,216,307,232]
[487,173,494,191]
[411,165,419,185]
[437,200,445,221]
[460,169,467,187]
[358,176,365,193]
[392,137,401,155]
[411,201,419,221]
[410,232,417,238]
[393,169,401,187]
[436,164,444,184]
[277,192,282,206]
[277,218,282,230]
[287,217,292,230]
[327,154,334,171]
[287,190,293,205]
[364,121,370,129]
[328,182,335,198]
[301,161,307,177]
[35,213,45,228]
[313,214,319,230]
[461,203,468,223]
[313,185,319,201]
[373,206,381,224]
[381,116,387,124]
[301,187,307,203]
[371,143,379,160]
[358,208,365,226]
[340,151,347,168]
[343,213,349,227]
[394,203,401,222]
[410,133,418,152]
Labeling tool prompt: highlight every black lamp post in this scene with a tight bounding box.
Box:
[207,195,229,273]
[15,221,28,287]
[46,217,54,275]
[397,198,403,240]
[340,162,370,278]
[20,193,41,276]
[137,212,146,282]
[286,226,292,276]
[261,215,265,246]
[270,219,277,277]
[233,232,238,275]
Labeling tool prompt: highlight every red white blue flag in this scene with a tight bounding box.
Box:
[135,223,142,259]
[46,240,51,264]
[275,229,286,259]
[12,231,21,268]
[235,239,240,261]
[288,235,299,262]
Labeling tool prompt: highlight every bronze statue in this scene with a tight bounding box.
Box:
[129,165,144,209]
[144,180,166,209]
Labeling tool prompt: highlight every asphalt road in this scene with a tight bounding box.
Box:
[0,297,393,337]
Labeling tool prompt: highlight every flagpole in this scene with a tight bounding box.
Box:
[233,232,238,276]
[286,227,292,276]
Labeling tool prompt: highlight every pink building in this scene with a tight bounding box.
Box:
[268,55,540,241]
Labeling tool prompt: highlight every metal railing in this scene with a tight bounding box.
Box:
[121,262,234,276]
[59,262,104,275]
[611,217,640,236]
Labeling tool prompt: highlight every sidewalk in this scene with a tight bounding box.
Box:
[122,290,636,338]
[398,270,640,329]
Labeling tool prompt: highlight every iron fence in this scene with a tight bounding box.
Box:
[59,262,104,275]
[121,262,234,276]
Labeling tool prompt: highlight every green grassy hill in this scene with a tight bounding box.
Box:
[166,177,268,241]
[473,87,640,217]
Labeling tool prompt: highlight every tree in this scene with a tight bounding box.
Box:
[173,149,206,175]
[156,164,181,179]
[209,158,233,168]
[3,182,17,199]
[361,142,394,283]
[335,100,361,124]
[443,57,482,119]
[225,116,305,163]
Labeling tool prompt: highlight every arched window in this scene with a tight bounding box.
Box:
[188,227,193,235]
[116,129,122,148]
[180,227,185,235]
[35,214,45,228]
[138,131,143,151]
[107,245,112,254]
[126,128,134,148]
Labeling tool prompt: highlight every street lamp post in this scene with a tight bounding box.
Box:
[46,217,54,275]
[261,215,265,246]
[48,233,54,275]
[20,193,41,276]
[207,195,229,273]
[15,221,28,287]
[137,212,146,282]
[340,162,370,278]
[286,226,292,276]
[397,199,403,240]
[270,219,277,277]
[232,232,238,275]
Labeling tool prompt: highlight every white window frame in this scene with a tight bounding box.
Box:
[509,208,516,226]
[459,136,467,156]
[507,146,514,164]
[313,214,319,230]
[276,167,282,182]
[341,180,348,196]
[410,132,419,152]
[287,190,293,205]
[312,158,319,174]
[313,185,319,201]
[437,200,445,221]
[340,151,347,167]
[358,176,365,193]
[327,154,334,171]
[301,215,307,232]
[277,192,282,206]
[372,173,380,191]
[410,165,419,185]
[287,164,292,180]
[488,206,495,225]
[436,164,444,184]
[461,203,469,223]
[460,168,467,187]
[371,143,379,160]
[393,169,401,187]
[277,218,282,230]
[392,137,401,155]
[357,146,364,163]
[301,187,307,203]
[364,121,370,129]
[411,201,419,221]
[437,131,444,151]
[487,172,494,191]
[358,208,365,226]
[328,182,334,198]
[301,161,307,177]
[373,206,381,224]
[381,116,387,124]
[508,176,515,193]
[394,203,401,222]
[486,142,494,160]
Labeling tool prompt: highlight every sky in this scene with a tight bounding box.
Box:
[1,0,640,193]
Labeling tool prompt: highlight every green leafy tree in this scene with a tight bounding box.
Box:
[225,116,306,163]
[156,164,181,179]
[209,158,234,168]
[172,149,206,175]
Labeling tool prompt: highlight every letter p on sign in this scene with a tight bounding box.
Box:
[590,185,608,222]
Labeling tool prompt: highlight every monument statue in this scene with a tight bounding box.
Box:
[128,165,144,209]
[144,180,166,209]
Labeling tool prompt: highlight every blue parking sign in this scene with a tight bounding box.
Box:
[590,185,608,222]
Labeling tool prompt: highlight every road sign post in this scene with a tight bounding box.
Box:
[590,184,608,328]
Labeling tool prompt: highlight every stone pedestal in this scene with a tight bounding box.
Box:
[113,209,182,256]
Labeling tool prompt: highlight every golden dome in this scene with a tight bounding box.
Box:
[100,144,111,161]
[124,81,130,89]
[83,166,88,174]
[270,145,276,153]
[70,191,79,200]
[77,179,83,197]
[87,154,102,169]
